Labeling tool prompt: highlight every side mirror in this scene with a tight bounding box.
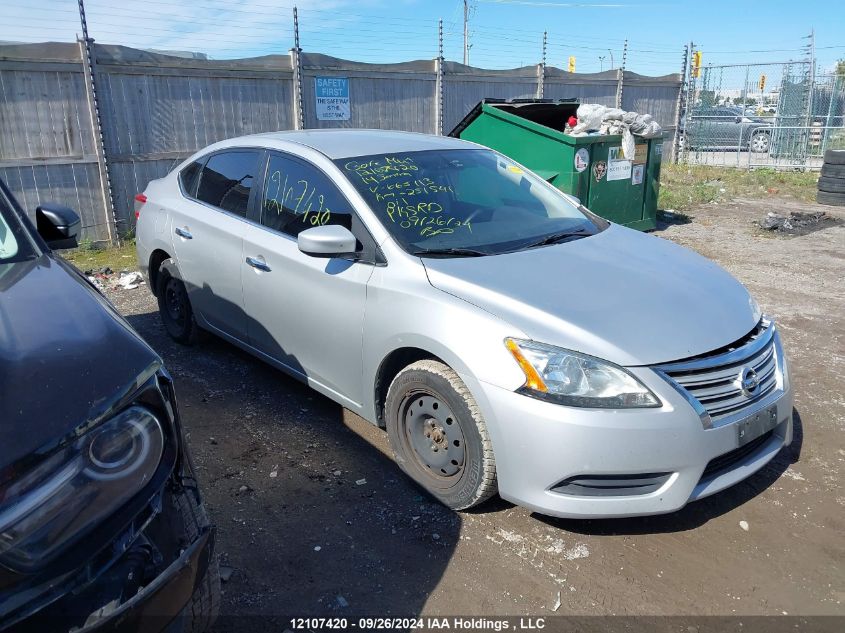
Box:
[36,202,81,250]
[562,193,581,206]
[297,224,358,258]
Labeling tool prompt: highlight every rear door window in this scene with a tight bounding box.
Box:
[196,150,261,217]
[179,160,204,197]
[260,152,352,237]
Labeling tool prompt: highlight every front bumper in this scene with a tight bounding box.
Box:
[466,346,793,519]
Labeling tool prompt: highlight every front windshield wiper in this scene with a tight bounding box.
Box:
[521,229,592,250]
[411,247,490,258]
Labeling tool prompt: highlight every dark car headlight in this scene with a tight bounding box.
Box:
[0,407,163,571]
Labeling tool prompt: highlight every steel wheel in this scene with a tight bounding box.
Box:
[157,272,199,345]
[385,360,497,510]
[401,392,467,480]
[164,277,187,327]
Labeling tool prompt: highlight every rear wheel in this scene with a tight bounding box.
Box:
[157,273,199,344]
[749,131,770,153]
[385,360,497,510]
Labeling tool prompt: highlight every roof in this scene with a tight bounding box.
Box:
[246,129,475,159]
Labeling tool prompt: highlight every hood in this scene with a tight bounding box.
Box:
[0,254,160,468]
[423,224,760,366]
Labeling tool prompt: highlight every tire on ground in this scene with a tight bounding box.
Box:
[157,271,200,345]
[816,190,845,206]
[817,176,845,194]
[823,149,845,165]
[174,490,221,633]
[384,359,497,511]
[821,163,845,179]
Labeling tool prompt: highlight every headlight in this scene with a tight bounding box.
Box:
[505,338,661,408]
[0,407,163,571]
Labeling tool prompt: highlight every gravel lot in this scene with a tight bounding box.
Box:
[101,197,844,627]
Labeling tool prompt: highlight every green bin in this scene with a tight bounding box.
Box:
[449,99,663,231]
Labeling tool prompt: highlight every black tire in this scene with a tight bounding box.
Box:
[816,190,845,206]
[157,272,199,345]
[821,163,845,179]
[818,176,845,193]
[823,149,845,165]
[749,131,770,154]
[174,491,221,633]
[385,360,497,511]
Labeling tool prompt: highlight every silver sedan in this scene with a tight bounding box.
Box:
[135,130,793,518]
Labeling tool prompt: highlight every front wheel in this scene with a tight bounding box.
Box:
[385,360,497,510]
[749,131,770,153]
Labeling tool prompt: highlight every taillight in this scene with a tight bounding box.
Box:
[134,193,147,219]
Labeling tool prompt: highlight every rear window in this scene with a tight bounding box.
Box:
[195,151,260,217]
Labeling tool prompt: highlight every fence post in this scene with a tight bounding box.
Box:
[77,0,117,245]
[436,19,444,135]
[672,43,690,163]
[291,6,305,130]
[537,30,547,99]
[615,39,627,109]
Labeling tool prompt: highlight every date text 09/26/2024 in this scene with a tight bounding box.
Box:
[289,617,548,631]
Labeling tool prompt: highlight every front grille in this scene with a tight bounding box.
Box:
[657,321,780,425]
[701,430,774,481]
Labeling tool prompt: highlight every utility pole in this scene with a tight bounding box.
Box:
[463,0,469,65]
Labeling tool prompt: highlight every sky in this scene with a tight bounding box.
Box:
[1,0,843,77]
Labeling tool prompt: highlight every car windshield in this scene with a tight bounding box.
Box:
[0,187,36,264]
[336,149,603,256]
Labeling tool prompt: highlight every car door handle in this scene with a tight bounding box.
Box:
[246,256,271,272]
[174,227,193,239]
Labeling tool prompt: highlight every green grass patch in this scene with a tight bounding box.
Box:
[659,165,818,214]
[62,238,138,273]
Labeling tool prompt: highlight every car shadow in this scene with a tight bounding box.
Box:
[125,294,457,631]
[533,408,804,536]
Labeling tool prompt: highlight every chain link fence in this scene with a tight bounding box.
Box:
[679,60,845,170]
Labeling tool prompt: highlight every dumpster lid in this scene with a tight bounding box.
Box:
[448,98,579,138]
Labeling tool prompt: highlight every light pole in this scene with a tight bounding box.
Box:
[608,49,614,69]
[599,55,606,72]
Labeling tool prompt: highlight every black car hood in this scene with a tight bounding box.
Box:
[0,254,160,469]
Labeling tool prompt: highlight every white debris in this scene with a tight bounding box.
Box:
[552,591,561,612]
[564,544,590,560]
[782,468,806,481]
[336,595,349,608]
[117,271,144,290]
[432,533,441,541]
[496,529,524,544]
[355,478,367,485]
[269,467,278,478]
[314,545,321,552]
[739,520,750,532]
[333,470,342,476]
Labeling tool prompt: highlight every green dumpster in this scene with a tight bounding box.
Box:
[449,99,663,231]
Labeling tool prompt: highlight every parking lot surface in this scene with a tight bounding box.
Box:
[103,197,844,626]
